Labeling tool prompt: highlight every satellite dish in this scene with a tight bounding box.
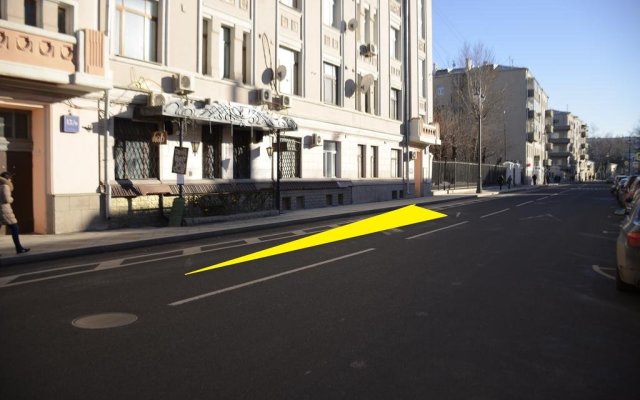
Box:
[360,74,374,92]
[347,18,358,31]
[276,65,287,81]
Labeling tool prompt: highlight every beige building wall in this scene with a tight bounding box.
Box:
[1,0,438,233]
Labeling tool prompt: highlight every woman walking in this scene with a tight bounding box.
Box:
[1,172,30,254]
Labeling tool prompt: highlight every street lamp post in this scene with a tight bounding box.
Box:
[474,89,485,193]
[503,110,507,163]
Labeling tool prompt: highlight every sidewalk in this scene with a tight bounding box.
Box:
[0,184,530,267]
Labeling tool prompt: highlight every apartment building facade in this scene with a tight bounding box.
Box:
[434,65,549,184]
[548,110,589,181]
[0,0,439,234]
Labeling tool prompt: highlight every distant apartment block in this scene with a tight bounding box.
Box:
[549,111,590,181]
[434,64,550,184]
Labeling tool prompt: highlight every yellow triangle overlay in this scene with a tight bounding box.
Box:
[186,205,447,275]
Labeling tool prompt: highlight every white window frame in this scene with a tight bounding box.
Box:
[358,144,366,178]
[370,145,379,178]
[113,0,159,63]
[278,46,300,96]
[219,25,231,79]
[323,62,339,105]
[391,149,401,178]
[323,140,339,178]
[390,88,401,120]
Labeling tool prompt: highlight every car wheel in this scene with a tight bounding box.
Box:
[616,267,634,292]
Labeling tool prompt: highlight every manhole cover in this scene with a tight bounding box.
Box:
[72,313,138,329]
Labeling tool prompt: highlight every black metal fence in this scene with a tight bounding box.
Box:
[432,161,508,190]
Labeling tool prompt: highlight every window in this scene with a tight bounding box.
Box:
[280,0,299,9]
[201,18,210,75]
[418,0,425,39]
[323,141,338,178]
[114,119,159,180]
[220,26,231,79]
[436,85,445,96]
[233,130,251,179]
[279,136,301,178]
[114,0,158,62]
[391,149,401,177]
[202,125,221,179]
[279,47,300,96]
[364,8,371,43]
[390,27,400,60]
[323,63,339,105]
[363,79,377,115]
[25,0,37,26]
[0,109,30,140]
[242,32,250,84]
[57,6,66,33]
[323,0,339,28]
[390,89,401,120]
[419,59,425,98]
[357,145,366,178]
[370,145,378,178]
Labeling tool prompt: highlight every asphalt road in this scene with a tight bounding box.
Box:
[1,183,639,400]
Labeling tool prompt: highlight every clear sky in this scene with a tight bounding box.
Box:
[432,0,640,137]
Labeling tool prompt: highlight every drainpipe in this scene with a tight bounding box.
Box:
[103,89,111,220]
[402,0,410,197]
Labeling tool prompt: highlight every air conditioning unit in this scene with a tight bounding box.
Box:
[312,133,322,146]
[258,88,273,104]
[174,73,195,94]
[272,95,291,108]
[362,43,377,57]
[148,92,172,107]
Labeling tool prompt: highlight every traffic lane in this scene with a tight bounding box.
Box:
[0,233,440,399]
[407,193,640,398]
[4,187,636,398]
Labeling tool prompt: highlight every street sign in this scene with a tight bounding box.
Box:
[172,147,188,174]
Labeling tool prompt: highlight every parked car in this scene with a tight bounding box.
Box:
[612,175,628,194]
[617,175,639,206]
[621,178,640,210]
[616,200,640,291]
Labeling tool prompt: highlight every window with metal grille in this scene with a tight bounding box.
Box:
[203,125,222,179]
[279,136,301,178]
[233,129,251,179]
[114,118,159,180]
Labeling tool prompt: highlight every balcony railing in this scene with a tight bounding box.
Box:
[0,21,111,91]
[527,131,541,143]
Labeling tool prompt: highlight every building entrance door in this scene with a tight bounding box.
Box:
[5,151,34,233]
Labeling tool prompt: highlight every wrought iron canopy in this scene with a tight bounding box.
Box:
[139,100,297,131]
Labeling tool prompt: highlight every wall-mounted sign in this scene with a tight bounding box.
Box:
[172,146,189,175]
[151,130,168,144]
[61,114,80,133]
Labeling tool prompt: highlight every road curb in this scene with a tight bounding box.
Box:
[0,195,474,267]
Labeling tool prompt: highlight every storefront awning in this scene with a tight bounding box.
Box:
[138,100,297,131]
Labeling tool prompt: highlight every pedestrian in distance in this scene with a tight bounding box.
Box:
[498,175,504,190]
[0,172,30,255]
[532,174,538,186]
[507,175,512,189]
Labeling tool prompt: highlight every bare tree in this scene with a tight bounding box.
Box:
[433,42,505,163]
